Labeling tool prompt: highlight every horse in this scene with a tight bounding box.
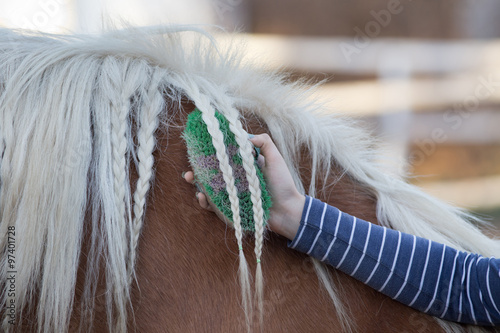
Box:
[0,26,498,333]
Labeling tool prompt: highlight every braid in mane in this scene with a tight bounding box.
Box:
[105,56,131,332]
[176,76,254,331]
[215,97,267,328]
[102,56,149,332]
[129,67,165,284]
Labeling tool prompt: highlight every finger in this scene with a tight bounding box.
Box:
[256,154,265,169]
[248,133,281,164]
[183,170,195,183]
[197,192,214,211]
[248,137,258,158]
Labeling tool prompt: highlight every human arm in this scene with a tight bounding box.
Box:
[290,195,500,326]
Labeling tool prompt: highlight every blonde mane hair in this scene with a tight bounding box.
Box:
[0,26,498,333]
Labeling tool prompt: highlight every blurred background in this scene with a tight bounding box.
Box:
[1,0,499,233]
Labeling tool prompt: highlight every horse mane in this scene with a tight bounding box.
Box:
[0,26,498,333]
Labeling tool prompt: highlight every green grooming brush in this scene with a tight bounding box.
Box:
[182,108,272,232]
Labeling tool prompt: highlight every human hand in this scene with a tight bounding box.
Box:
[182,133,305,240]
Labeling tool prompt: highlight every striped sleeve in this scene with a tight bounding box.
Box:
[288,195,500,326]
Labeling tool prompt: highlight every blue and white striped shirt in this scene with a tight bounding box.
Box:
[288,195,500,326]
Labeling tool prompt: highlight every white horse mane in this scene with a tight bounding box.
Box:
[0,26,498,333]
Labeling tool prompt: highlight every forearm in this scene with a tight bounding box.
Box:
[288,195,500,326]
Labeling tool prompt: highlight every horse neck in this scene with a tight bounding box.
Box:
[109,106,443,332]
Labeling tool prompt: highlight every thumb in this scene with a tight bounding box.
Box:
[248,133,281,164]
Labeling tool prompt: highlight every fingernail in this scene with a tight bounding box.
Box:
[248,133,255,140]
[253,146,260,160]
[181,171,186,179]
